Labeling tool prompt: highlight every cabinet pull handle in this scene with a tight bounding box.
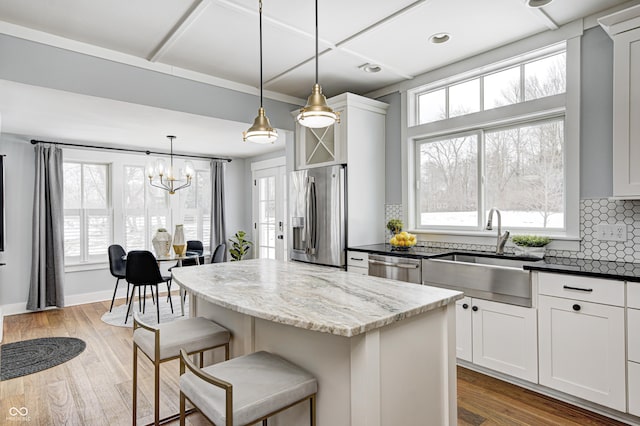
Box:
[462,303,469,309]
[350,257,364,261]
[472,306,478,312]
[573,304,581,311]
[563,285,593,292]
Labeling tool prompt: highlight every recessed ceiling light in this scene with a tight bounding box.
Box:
[429,33,451,44]
[526,0,553,8]
[359,63,382,73]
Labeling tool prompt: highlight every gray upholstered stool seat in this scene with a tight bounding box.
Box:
[179,350,317,426]
[133,313,231,425]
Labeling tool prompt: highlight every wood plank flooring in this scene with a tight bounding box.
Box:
[0,299,629,425]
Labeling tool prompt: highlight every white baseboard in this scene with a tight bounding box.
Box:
[0,287,130,317]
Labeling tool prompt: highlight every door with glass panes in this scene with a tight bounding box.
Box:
[252,164,287,261]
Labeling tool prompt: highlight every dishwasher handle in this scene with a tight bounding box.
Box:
[368,259,420,269]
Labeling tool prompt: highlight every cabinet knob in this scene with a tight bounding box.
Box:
[472,306,478,312]
[462,303,469,309]
[572,304,581,311]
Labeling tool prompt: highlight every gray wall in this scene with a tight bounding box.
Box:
[0,33,299,131]
[377,91,402,205]
[580,26,614,198]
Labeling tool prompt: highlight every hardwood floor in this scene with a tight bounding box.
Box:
[0,300,629,425]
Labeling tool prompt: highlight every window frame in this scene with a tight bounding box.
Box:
[414,115,567,233]
[63,161,113,265]
[62,148,212,271]
[402,36,581,246]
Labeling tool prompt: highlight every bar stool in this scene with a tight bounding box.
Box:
[179,349,317,426]
[133,312,231,425]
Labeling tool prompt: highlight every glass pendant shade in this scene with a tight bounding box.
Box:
[297,83,340,128]
[243,107,278,144]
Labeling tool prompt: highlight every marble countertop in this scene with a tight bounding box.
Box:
[171,258,463,337]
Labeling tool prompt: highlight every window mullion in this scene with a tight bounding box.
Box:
[478,130,486,231]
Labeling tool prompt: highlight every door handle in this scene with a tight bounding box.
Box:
[277,235,284,240]
[305,177,317,255]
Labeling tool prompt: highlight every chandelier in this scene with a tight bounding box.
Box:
[296,0,340,128]
[146,135,194,194]
[243,0,278,144]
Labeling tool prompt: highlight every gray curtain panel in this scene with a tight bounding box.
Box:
[209,160,227,261]
[27,144,65,310]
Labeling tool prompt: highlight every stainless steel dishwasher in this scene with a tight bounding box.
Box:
[368,254,422,284]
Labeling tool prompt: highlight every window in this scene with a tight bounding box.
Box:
[63,162,112,264]
[410,43,570,233]
[123,165,170,251]
[415,51,566,125]
[416,118,564,231]
[181,169,212,251]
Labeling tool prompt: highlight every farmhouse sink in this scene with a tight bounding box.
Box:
[422,253,534,307]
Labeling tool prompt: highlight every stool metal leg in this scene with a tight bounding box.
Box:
[133,344,138,424]
[310,394,316,426]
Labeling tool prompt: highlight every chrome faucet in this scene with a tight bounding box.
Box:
[486,208,510,255]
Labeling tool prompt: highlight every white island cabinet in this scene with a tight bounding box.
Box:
[172,259,463,426]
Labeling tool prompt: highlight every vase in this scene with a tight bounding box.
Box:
[152,229,171,257]
[173,224,186,256]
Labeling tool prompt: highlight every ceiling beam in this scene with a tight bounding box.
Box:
[147,0,212,62]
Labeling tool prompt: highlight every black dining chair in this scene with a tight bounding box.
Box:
[108,244,130,312]
[125,250,173,324]
[211,243,226,263]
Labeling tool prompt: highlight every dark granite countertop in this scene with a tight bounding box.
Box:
[349,244,640,282]
[523,257,640,282]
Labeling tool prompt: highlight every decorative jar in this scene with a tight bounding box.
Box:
[152,228,171,257]
[173,224,186,256]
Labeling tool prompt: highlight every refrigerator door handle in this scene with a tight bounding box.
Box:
[306,176,317,255]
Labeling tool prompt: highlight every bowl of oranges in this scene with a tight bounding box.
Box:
[390,231,417,250]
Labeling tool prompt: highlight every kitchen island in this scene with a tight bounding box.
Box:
[172,259,463,426]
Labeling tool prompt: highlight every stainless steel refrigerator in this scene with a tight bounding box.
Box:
[289,164,346,268]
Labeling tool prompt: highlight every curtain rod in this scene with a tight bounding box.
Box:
[30,139,232,162]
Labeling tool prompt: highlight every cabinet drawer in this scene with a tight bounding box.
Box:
[346,251,369,268]
[538,272,624,306]
[347,265,368,276]
[630,361,640,416]
[629,282,640,309]
[629,308,640,362]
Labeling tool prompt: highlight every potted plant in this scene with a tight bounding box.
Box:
[511,235,551,259]
[228,230,253,261]
[386,219,403,236]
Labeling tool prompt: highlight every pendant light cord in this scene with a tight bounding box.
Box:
[315,0,319,84]
[259,0,264,108]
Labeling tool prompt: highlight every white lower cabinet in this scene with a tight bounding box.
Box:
[346,251,368,275]
[456,297,538,383]
[538,294,626,411]
[629,362,640,416]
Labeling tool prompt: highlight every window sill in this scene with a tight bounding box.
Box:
[65,262,109,273]
[409,229,580,252]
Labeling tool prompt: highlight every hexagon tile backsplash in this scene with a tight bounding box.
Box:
[384,199,640,263]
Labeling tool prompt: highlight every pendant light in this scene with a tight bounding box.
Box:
[243,0,278,144]
[296,0,340,128]
[147,135,194,194]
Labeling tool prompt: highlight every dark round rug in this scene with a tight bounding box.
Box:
[0,337,86,381]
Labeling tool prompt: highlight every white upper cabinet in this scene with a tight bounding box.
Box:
[600,5,640,198]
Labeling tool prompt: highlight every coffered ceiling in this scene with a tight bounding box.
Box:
[0,0,637,156]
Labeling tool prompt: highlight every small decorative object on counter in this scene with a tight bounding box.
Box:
[152,228,171,257]
[229,230,253,261]
[173,224,186,256]
[511,235,551,259]
[390,231,417,250]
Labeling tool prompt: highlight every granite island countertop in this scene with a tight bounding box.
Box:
[171,258,463,337]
